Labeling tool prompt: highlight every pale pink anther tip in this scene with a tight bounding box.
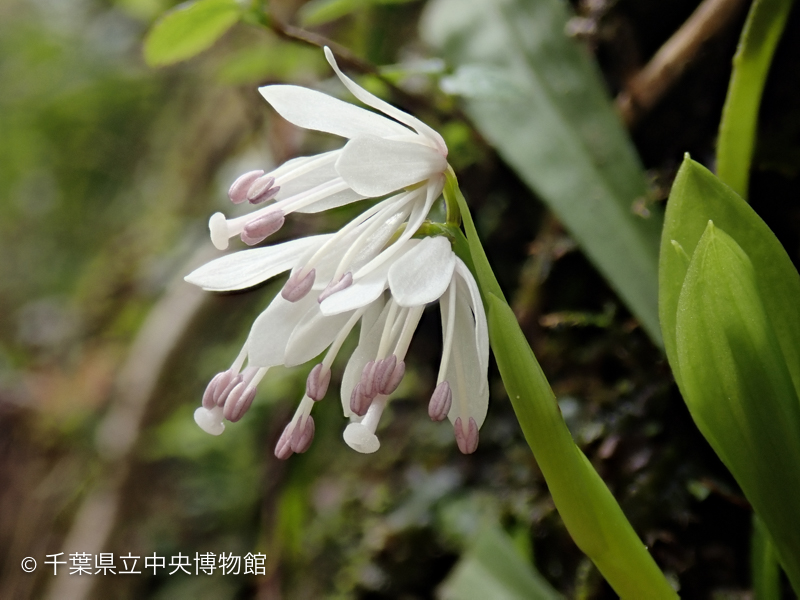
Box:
[228,170,264,204]
[274,423,295,460]
[241,211,285,246]
[317,272,353,303]
[454,416,479,454]
[428,381,452,421]
[290,416,315,453]
[281,268,316,302]
[306,364,331,401]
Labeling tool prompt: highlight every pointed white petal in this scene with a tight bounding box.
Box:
[388,236,455,307]
[245,293,318,367]
[341,300,390,416]
[441,280,489,429]
[323,47,448,155]
[454,259,489,385]
[284,306,354,367]
[259,85,409,140]
[184,236,327,291]
[336,135,447,197]
[319,265,389,316]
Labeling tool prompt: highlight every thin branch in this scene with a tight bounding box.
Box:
[615,0,749,127]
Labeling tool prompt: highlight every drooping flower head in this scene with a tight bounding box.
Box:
[186,47,488,457]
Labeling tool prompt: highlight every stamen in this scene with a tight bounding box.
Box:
[228,170,264,204]
[274,423,295,460]
[223,383,257,422]
[360,360,378,398]
[272,150,338,187]
[317,271,353,303]
[454,417,479,454]
[194,406,225,436]
[437,281,458,383]
[241,210,285,245]
[428,381,452,421]
[215,373,243,407]
[281,268,316,302]
[306,363,331,401]
[290,415,316,453]
[246,174,278,204]
[350,382,372,417]
[376,357,405,396]
[321,307,367,371]
[202,370,232,409]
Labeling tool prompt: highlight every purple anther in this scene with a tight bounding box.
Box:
[349,382,372,417]
[215,372,242,407]
[290,416,315,453]
[241,211,285,246]
[223,383,257,422]
[274,423,295,460]
[428,381,452,422]
[281,268,316,302]
[375,356,405,396]
[246,174,280,204]
[454,417,479,454]
[318,271,353,303]
[306,364,331,401]
[228,170,264,204]
[202,371,229,409]
[360,360,378,398]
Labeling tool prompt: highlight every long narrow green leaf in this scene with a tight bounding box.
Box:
[422,0,663,344]
[752,515,781,600]
[716,0,796,198]
[447,175,676,598]
[659,156,800,395]
[439,524,563,600]
[674,221,800,591]
[144,0,241,67]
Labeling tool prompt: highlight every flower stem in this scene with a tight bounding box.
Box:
[444,170,678,599]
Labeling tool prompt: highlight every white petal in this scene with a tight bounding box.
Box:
[388,236,455,307]
[441,279,489,429]
[454,259,489,385]
[245,293,318,367]
[336,135,447,197]
[259,85,410,140]
[284,306,354,367]
[184,236,327,291]
[319,266,389,316]
[341,300,390,416]
[323,47,448,155]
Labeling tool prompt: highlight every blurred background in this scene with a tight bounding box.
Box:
[1,0,799,598]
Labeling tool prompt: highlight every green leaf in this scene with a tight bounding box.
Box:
[438,523,563,600]
[659,156,800,395]
[752,515,781,600]
[674,221,800,591]
[487,295,678,599]
[716,0,795,199]
[422,0,663,345]
[144,0,241,67]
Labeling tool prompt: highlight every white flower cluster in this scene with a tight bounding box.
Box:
[186,48,488,457]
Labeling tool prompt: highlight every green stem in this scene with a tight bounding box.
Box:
[445,171,678,599]
[716,0,795,199]
[752,514,781,600]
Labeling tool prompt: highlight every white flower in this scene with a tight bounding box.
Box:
[187,47,489,457]
[207,47,447,252]
[189,234,488,457]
